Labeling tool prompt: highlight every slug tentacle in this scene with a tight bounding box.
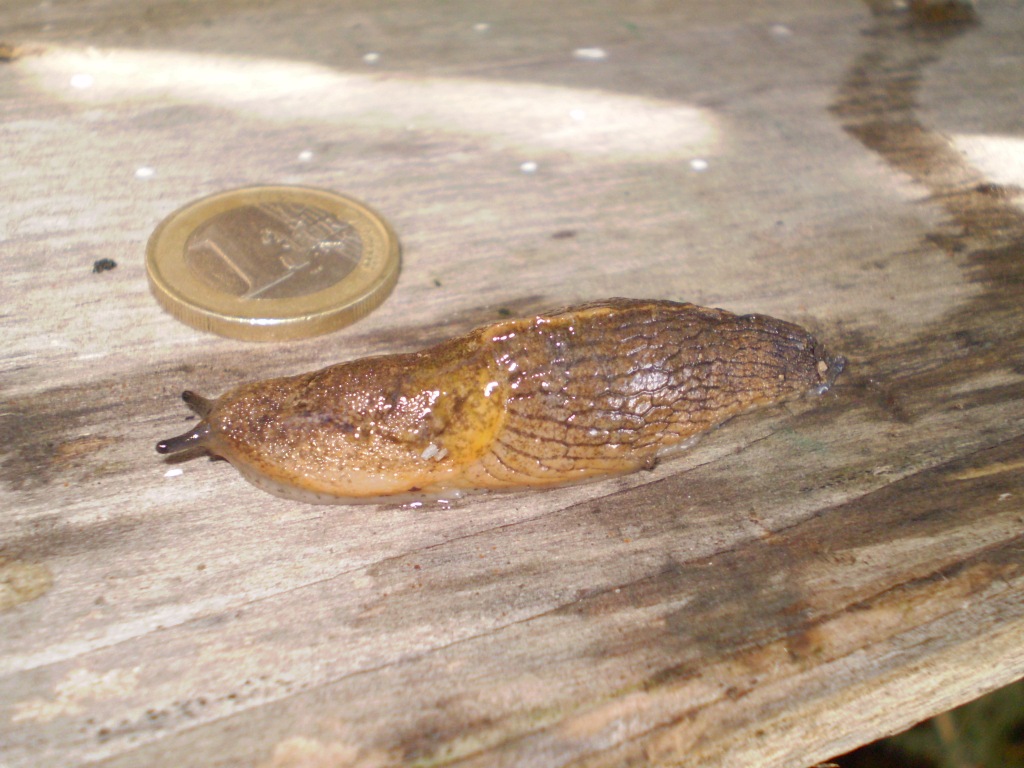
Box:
[156,422,212,455]
[181,390,215,418]
[155,298,844,503]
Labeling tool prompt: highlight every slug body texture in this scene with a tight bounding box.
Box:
[157,299,844,503]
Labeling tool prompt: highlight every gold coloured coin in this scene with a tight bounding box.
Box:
[146,185,401,341]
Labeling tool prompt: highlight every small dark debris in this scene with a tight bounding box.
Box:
[551,229,577,240]
[974,182,1021,199]
[497,308,512,317]
[432,278,442,287]
[92,258,118,274]
[976,182,1005,197]
[908,0,978,26]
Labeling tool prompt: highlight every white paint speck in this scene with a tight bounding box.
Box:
[70,73,94,89]
[573,47,607,61]
[473,22,490,32]
[135,166,155,179]
[771,24,793,37]
[363,52,380,64]
[999,492,1012,501]
[520,161,538,173]
[569,108,587,122]
[164,468,183,478]
[690,158,709,171]
[297,150,314,162]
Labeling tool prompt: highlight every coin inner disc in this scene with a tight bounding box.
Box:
[184,202,362,300]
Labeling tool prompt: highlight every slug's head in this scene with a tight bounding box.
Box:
[156,391,215,456]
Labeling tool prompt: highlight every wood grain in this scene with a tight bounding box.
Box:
[2,1,1022,767]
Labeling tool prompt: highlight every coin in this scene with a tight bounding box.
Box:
[146,185,401,341]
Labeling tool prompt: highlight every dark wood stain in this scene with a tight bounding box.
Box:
[0,392,122,493]
[564,432,1024,690]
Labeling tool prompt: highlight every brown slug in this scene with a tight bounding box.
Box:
[157,299,844,504]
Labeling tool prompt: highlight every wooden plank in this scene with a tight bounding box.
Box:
[2,1,1023,767]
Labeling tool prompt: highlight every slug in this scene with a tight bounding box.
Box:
[157,299,844,503]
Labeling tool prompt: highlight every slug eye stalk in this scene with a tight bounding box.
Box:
[156,421,211,455]
[156,391,215,455]
[181,390,214,418]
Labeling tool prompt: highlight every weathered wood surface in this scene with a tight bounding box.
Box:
[2,1,1023,766]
